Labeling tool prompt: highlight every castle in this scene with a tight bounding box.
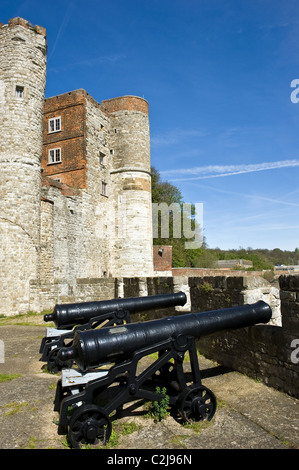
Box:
[0,18,154,316]
[2,19,299,401]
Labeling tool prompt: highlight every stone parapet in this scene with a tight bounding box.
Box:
[27,273,299,397]
[4,17,46,37]
[197,275,299,398]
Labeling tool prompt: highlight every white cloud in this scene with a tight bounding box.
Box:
[161,159,299,180]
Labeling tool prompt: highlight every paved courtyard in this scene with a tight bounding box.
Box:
[0,323,298,450]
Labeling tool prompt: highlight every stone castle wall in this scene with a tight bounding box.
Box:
[107,96,154,277]
[0,18,47,315]
[0,18,155,315]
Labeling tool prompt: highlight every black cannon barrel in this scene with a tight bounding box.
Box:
[44,292,187,328]
[59,300,272,371]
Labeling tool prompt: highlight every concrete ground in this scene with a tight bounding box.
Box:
[0,322,298,450]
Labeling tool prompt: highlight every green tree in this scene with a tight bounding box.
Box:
[151,166,203,267]
[151,168,299,269]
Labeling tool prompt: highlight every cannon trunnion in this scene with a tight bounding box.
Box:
[53,300,272,448]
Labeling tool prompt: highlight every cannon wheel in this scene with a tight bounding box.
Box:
[68,404,112,449]
[47,348,73,373]
[179,384,216,422]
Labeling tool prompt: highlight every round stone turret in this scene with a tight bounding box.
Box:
[0,18,47,314]
[102,96,153,277]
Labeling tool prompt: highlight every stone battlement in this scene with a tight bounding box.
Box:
[0,17,46,37]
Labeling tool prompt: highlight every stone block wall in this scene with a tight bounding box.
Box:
[107,96,154,278]
[0,17,154,316]
[189,275,281,325]
[197,275,299,398]
[0,19,47,316]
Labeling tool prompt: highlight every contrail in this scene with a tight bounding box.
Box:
[48,3,75,62]
[161,159,299,181]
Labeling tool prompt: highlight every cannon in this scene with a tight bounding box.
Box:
[39,292,187,372]
[54,300,272,448]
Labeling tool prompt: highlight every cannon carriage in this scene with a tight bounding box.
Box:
[53,300,272,448]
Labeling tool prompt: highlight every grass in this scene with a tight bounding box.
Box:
[0,310,53,327]
[183,419,213,433]
[101,420,142,449]
[0,373,21,383]
[1,401,29,416]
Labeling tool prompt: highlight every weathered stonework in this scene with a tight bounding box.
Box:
[0,18,46,315]
[106,97,153,278]
[195,275,299,398]
[0,18,153,315]
[40,92,154,286]
[1,16,297,402]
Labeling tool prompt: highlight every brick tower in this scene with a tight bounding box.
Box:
[0,18,47,314]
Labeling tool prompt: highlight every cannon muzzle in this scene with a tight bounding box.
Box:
[44,291,187,328]
[59,300,272,371]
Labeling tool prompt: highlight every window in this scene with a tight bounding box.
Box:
[99,152,106,166]
[16,86,24,98]
[101,181,108,197]
[48,148,61,164]
[48,117,61,133]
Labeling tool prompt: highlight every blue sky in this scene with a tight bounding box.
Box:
[2,0,299,251]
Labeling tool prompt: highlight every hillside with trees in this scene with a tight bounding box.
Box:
[151,166,299,270]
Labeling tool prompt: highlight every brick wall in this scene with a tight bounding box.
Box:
[153,246,173,273]
[42,90,87,188]
[102,95,149,114]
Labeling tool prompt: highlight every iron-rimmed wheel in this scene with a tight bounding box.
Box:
[68,404,112,449]
[179,384,216,422]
